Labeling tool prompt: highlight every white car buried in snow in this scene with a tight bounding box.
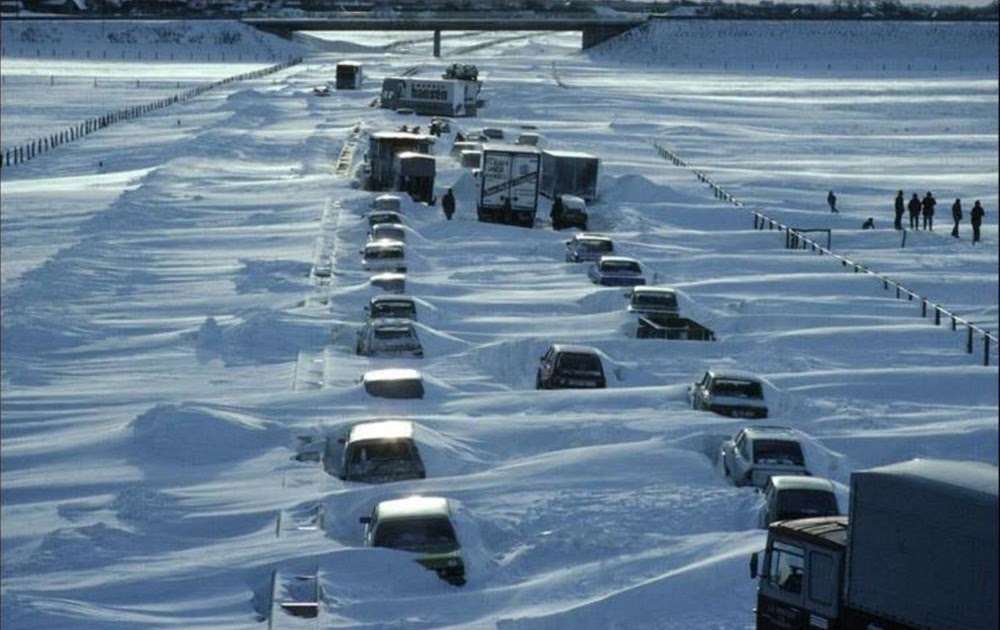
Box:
[587,255,645,287]
[362,240,406,273]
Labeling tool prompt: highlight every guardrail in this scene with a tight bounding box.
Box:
[651,140,998,366]
[1,57,302,171]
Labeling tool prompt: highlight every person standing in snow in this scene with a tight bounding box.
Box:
[862,217,875,229]
[893,190,905,230]
[907,193,921,229]
[827,190,838,213]
[970,200,985,244]
[442,188,456,221]
[950,198,962,238]
[550,195,565,230]
[921,191,936,230]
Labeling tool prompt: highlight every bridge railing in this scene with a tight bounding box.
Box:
[651,140,998,366]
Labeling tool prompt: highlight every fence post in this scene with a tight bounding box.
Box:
[967,326,974,353]
[985,335,991,367]
[921,300,927,317]
[934,307,941,325]
[951,316,957,331]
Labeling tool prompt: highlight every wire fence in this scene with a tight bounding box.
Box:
[651,140,998,366]
[0,56,302,171]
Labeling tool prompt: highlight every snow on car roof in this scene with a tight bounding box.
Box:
[598,255,639,264]
[550,343,600,355]
[768,475,835,492]
[574,233,611,242]
[376,496,451,520]
[632,286,676,295]
[708,368,765,382]
[348,419,415,443]
[362,368,423,383]
[741,425,800,440]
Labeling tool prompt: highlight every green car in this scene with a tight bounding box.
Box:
[360,496,466,586]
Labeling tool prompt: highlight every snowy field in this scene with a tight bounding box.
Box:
[1,19,998,629]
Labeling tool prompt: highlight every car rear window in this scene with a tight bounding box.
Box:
[753,440,805,466]
[373,327,416,341]
[776,489,838,519]
[603,260,640,273]
[364,378,424,399]
[556,352,602,372]
[367,248,404,260]
[634,293,677,308]
[582,240,613,253]
[372,302,416,319]
[714,379,763,399]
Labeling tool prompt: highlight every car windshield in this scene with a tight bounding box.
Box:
[351,440,411,463]
[602,260,640,273]
[373,517,458,552]
[776,489,838,520]
[753,440,805,466]
[372,302,416,318]
[713,379,763,399]
[634,293,676,308]
[581,240,612,253]
[556,352,602,372]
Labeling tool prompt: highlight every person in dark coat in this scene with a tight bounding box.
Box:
[907,193,921,229]
[862,217,875,229]
[950,198,962,238]
[970,200,985,244]
[550,195,565,230]
[827,190,838,213]
[921,192,936,230]
[442,188,456,220]
[893,190,905,230]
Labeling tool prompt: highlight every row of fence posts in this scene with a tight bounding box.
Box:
[0,57,303,171]
[651,141,997,366]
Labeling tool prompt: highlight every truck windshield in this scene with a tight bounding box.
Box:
[766,540,806,595]
[373,518,458,552]
[753,440,804,466]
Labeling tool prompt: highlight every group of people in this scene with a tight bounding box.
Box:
[893,190,986,243]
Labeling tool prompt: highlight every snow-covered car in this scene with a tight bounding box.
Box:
[627,286,679,317]
[536,343,606,389]
[361,368,424,399]
[552,194,588,231]
[587,255,645,287]
[719,425,811,488]
[369,222,406,243]
[565,233,614,263]
[335,420,426,483]
[371,194,403,213]
[365,295,417,321]
[312,84,332,96]
[360,496,465,586]
[689,369,769,418]
[366,210,404,228]
[356,318,423,357]
[362,240,406,273]
[757,475,840,528]
[370,272,406,293]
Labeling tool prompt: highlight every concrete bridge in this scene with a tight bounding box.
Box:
[241,14,648,56]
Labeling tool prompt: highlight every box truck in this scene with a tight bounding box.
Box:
[477,145,541,228]
[540,149,599,202]
[380,77,477,117]
[336,61,363,90]
[750,458,998,630]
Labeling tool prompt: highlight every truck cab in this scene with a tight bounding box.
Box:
[751,517,846,630]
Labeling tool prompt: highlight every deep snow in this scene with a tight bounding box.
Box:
[1,18,998,630]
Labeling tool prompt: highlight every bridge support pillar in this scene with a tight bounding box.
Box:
[433,30,441,57]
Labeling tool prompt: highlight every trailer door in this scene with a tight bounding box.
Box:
[480,152,513,208]
[508,153,539,211]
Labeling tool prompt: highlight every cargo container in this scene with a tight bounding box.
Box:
[336,61,363,90]
[750,458,998,630]
[380,77,477,117]
[477,145,541,228]
[393,152,436,204]
[540,149,600,202]
[366,131,434,191]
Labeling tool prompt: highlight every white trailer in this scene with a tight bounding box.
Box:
[477,145,541,228]
[380,78,477,117]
